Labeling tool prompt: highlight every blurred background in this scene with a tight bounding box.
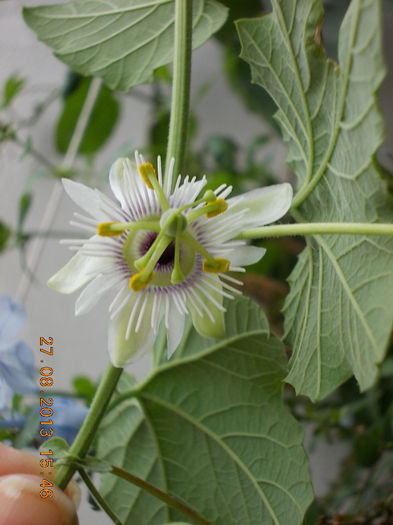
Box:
[1,1,393,523]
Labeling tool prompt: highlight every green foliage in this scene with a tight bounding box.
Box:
[72,375,97,405]
[1,74,25,108]
[97,297,312,524]
[55,77,119,155]
[17,192,32,231]
[23,0,228,91]
[237,0,393,400]
[40,437,69,459]
[0,222,11,252]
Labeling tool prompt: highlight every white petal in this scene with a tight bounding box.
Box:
[75,274,121,315]
[226,183,293,228]
[108,291,157,366]
[166,303,185,359]
[48,246,109,294]
[187,278,225,340]
[109,158,129,210]
[62,178,118,221]
[227,245,266,267]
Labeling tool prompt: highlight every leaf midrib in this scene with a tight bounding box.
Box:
[27,0,173,20]
[292,0,362,207]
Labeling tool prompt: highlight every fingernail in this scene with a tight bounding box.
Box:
[0,474,78,525]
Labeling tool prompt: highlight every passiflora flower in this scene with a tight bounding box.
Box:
[49,153,292,366]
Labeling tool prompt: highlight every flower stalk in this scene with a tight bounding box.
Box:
[165,0,193,190]
[54,363,123,490]
[237,222,393,239]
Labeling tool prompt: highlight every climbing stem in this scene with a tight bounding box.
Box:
[54,363,123,490]
[77,468,122,525]
[237,222,393,240]
[110,465,212,525]
[164,0,193,191]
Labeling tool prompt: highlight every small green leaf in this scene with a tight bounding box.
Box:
[23,0,228,91]
[72,375,97,404]
[40,437,69,459]
[237,0,393,400]
[1,75,25,108]
[0,222,11,252]
[55,77,119,155]
[18,192,32,231]
[98,297,313,525]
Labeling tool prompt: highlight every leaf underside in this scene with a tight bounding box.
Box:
[97,297,313,525]
[23,0,228,91]
[237,0,393,400]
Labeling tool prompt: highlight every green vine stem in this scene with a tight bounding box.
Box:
[110,464,212,525]
[77,468,122,524]
[54,363,123,490]
[164,0,193,191]
[237,222,393,240]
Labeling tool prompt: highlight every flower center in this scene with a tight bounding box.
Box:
[140,232,175,268]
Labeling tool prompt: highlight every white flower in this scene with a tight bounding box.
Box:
[49,153,292,366]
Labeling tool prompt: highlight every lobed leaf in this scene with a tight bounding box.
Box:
[237,0,393,400]
[23,0,228,91]
[97,297,313,525]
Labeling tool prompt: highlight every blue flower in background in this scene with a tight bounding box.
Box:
[0,296,37,413]
[39,397,88,445]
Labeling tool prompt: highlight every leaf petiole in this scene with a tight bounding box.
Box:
[237,222,393,239]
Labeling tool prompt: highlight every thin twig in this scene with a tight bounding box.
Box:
[15,77,102,303]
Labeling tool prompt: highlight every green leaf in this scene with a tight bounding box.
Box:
[72,375,97,404]
[0,222,11,252]
[97,297,313,525]
[1,75,25,108]
[18,192,32,231]
[39,437,69,459]
[23,0,228,91]
[237,0,393,400]
[55,77,119,155]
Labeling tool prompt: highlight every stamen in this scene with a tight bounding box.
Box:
[202,257,230,274]
[187,198,228,223]
[129,271,154,291]
[138,162,156,189]
[97,222,122,237]
[204,198,228,218]
[139,161,170,211]
[181,232,218,267]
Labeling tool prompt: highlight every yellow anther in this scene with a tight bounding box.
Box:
[129,271,154,291]
[138,162,157,189]
[205,198,228,218]
[202,257,230,274]
[97,222,121,237]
